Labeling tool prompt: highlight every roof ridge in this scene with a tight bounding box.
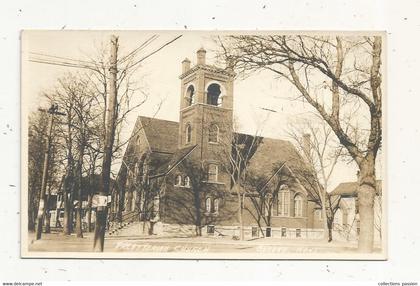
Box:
[234,131,293,144]
[138,115,179,124]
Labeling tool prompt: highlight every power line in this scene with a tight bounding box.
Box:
[29,51,98,65]
[125,35,183,70]
[117,34,159,64]
[29,57,100,72]
[29,34,183,73]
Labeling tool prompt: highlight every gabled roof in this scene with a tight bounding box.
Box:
[133,117,316,196]
[235,133,317,197]
[238,134,307,175]
[138,116,179,153]
[150,145,197,178]
[331,180,382,197]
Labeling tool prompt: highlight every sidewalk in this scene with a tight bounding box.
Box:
[27,231,369,254]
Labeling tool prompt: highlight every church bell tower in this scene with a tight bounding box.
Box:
[178,48,235,185]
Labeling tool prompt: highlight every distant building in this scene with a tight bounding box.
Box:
[110,48,328,239]
[330,181,382,242]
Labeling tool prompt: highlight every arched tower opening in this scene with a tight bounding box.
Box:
[206,83,222,106]
[186,85,195,106]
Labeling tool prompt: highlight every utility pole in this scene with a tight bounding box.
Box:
[35,103,65,240]
[93,35,118,252]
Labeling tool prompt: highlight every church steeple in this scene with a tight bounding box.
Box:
[177,48,235,173]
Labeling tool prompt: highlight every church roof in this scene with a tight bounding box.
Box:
[138,116,179,153]
[135,116,315,189]
[151,145,197,178]
[235,133,318,199]
[331,180,382,197]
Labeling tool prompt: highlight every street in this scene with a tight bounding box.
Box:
[26,231,371,254]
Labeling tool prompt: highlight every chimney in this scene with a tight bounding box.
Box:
[182,58,191,74]
[303,133,311,157]
[226,57,235,72]
[197,47,206,65]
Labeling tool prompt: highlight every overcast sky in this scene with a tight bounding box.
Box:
[21,31,369,190]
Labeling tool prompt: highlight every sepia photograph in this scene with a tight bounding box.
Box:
[21,31,385,259]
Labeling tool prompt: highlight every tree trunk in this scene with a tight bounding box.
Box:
[236,190,244,240]
[117,186,125,223]
[87,194,93,232]
[357,158,376,253]
[193,187,202,236]
[45,211,51,233]
[75,143,85,238]
[357,183,376,252]
[75,209,83,237]
[63,192,72,235]
[63,180,74,235]
[93,208,108,251]
[93,35,118,252]
[55,204,62,228]
[327,219,333,242]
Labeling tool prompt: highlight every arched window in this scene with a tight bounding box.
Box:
[205,197,211,213]
[208,124,219,143]
[213,198,219,213]
[175,175,182,186]
[277,184,290,216]
[185,124,192,144]
[207,163,218,182]
[186,85,195,106]
[184,176,190,188]
[294,194,303,217]
[206,83,222,106]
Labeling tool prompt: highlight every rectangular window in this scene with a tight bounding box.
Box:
[266,227,272,238]
[208,164,218,182]
[207,225,215,235]
[252,226,258,238]
[281,227,287,237]
[296,228,301,238]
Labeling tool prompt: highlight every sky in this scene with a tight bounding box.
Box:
[21,31,366,191]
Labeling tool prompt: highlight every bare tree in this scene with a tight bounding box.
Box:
[28,111,49,231]
[169,159,233,236]
[287,116,345,241]
[218,35,382,252]
[217,117,265,240]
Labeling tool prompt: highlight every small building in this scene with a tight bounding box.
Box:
[330,181,382,243]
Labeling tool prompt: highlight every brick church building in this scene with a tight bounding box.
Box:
[109,48,324,239]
